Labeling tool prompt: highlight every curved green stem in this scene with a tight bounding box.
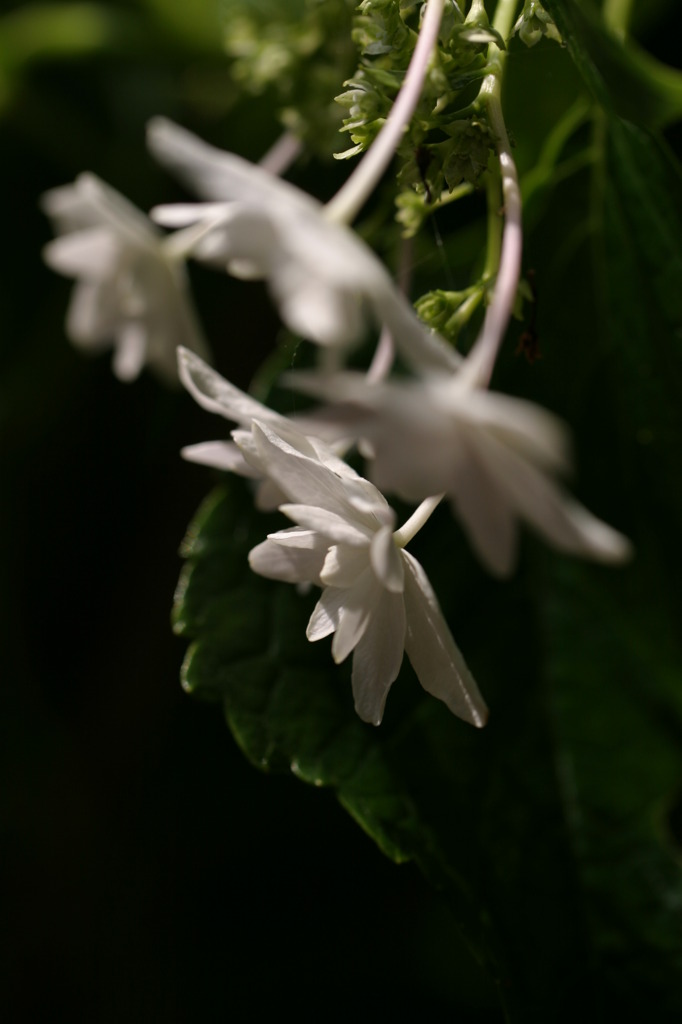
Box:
[482,157,502,283]
[603,0,634,38]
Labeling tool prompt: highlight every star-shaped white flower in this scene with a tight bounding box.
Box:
[146,118,460,375]
[237,420,488,728]
[286,370,632,577]
[42,173,208,382]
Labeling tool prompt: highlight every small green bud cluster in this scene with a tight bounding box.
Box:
[396,116,492,197]
[416,274,534,344]
[511,0,562,48]
[415,284,487,342]
[336,1,506,236]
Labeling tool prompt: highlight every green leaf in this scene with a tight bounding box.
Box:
[174,481,605,1019]
[543,0,682,127]
[0,3,127,114]
[595,117,682,567]
[542,560,682,1011]
[516,76,682,1011]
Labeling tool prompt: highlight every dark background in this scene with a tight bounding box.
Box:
[0,1,503,1019]
[3,1,682,1020]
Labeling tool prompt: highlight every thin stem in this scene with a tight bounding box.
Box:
[366,326,395,384]
[445,286,485,336]
[366,236,413,383]
[490,0,520,41]
[458,0,522,388]
[482,158,502,282]
[394,494,444,548]
[161,209,231,261]
[325,0,446,225]
[259,131,303,176]
[603,0,634,38]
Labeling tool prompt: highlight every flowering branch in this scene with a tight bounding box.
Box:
[324,0,446,226]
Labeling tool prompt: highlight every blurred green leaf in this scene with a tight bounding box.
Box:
[138,0,225,50]
[595,117,682,558]
[543,0,682,127]
[0,3,128,113]
[521,18,682,1007]
[543,557,682,1012]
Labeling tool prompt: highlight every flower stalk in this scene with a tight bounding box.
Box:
[325,0,446,226]
[393,494,444,548]
[460,0,523,388]
[258,130,303,176]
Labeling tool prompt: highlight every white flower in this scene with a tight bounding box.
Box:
[42,173,208,382]
[177,346,353,510]
[146,118,460,374]
[237,420,488,728]
[286,370,632,577]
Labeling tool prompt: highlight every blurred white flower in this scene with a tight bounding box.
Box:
[238,420,488,728]
[147,118,460,374]
[287,370,632,577]
[42,173,208,382]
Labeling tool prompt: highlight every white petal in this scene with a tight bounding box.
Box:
[307,588,343,642]
[147,117,319,214]
[270,264,366,347]
[253,478,288,511]
[113,322,147,381]
[42,173,156,246]
[472,430,632,564]
[279,505,372,546]
[453,385,571,473]
[65,281,112,345]
[177,347,286,428]
[165,206,277,275]
[267,526,321,548]
[180,440,260,477]
[369,526,404,593]
[304,435,365,480]
[253,421,392,535]
[41,181,90,227]
[151,202,231,228]
[74,173,158,245]
[331,568,381,664]
[448,429,519,577]
[351,590,406,725]
[251,421,367,517]
[231,428,265,476]
[249,532,327,585]
[284,371,457,502]
[320,545,368,587]
[43,229,120,280]
[402,551,488,728]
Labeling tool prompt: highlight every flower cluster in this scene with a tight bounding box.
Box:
[42,173,209,382]
[41,0,628,728]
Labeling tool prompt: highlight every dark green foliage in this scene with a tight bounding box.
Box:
[222,0,358,153]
